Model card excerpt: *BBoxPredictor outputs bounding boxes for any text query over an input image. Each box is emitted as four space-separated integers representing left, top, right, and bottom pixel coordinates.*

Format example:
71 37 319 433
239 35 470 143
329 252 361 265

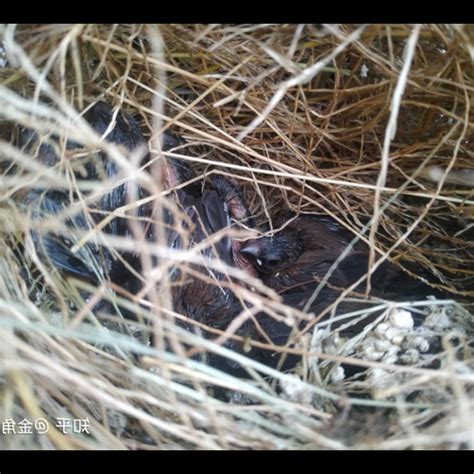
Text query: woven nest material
0 24 472 450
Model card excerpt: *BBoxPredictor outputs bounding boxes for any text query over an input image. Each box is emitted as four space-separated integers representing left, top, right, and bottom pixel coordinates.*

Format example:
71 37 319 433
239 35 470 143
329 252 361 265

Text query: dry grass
0 24 473 450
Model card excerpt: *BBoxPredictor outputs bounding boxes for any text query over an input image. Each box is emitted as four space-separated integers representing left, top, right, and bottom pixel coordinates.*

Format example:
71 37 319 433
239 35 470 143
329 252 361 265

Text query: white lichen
330 366 346 383
360 63 369 78
0 41 8 68
389 309 414 329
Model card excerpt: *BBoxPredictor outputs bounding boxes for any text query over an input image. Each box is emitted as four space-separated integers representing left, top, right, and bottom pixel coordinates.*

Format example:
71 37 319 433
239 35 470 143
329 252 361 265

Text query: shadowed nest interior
0 24 473 450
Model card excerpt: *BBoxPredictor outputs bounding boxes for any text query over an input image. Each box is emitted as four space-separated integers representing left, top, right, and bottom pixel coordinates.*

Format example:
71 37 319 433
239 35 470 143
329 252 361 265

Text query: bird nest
0 24 473 449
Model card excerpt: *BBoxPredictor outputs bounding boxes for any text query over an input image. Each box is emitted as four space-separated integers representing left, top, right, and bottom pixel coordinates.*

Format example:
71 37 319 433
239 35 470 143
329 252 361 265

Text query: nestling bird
239 212 368 292
18 101 160 291
234 210 453 380
157 153 301 376
240 211 446 329
164 170 260 372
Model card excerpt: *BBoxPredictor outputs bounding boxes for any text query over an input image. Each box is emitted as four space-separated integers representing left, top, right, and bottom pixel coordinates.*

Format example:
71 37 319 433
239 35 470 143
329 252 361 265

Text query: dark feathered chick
19 101 151 285
159 163 303 376
164 169 255 274
239 211 447 344
167 174 256 367
240 213 371 293
240 211 443 299
235 211 452 379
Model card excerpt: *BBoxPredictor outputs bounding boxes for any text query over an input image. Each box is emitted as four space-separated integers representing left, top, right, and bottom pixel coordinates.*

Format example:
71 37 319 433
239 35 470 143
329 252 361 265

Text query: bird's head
239 229 303 275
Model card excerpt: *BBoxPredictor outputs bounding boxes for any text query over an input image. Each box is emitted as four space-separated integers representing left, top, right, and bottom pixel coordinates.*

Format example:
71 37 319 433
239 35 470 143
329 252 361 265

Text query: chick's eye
265 258 280 267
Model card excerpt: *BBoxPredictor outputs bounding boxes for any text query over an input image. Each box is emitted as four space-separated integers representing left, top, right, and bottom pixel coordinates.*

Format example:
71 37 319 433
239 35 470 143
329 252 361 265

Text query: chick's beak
239 240 262 258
